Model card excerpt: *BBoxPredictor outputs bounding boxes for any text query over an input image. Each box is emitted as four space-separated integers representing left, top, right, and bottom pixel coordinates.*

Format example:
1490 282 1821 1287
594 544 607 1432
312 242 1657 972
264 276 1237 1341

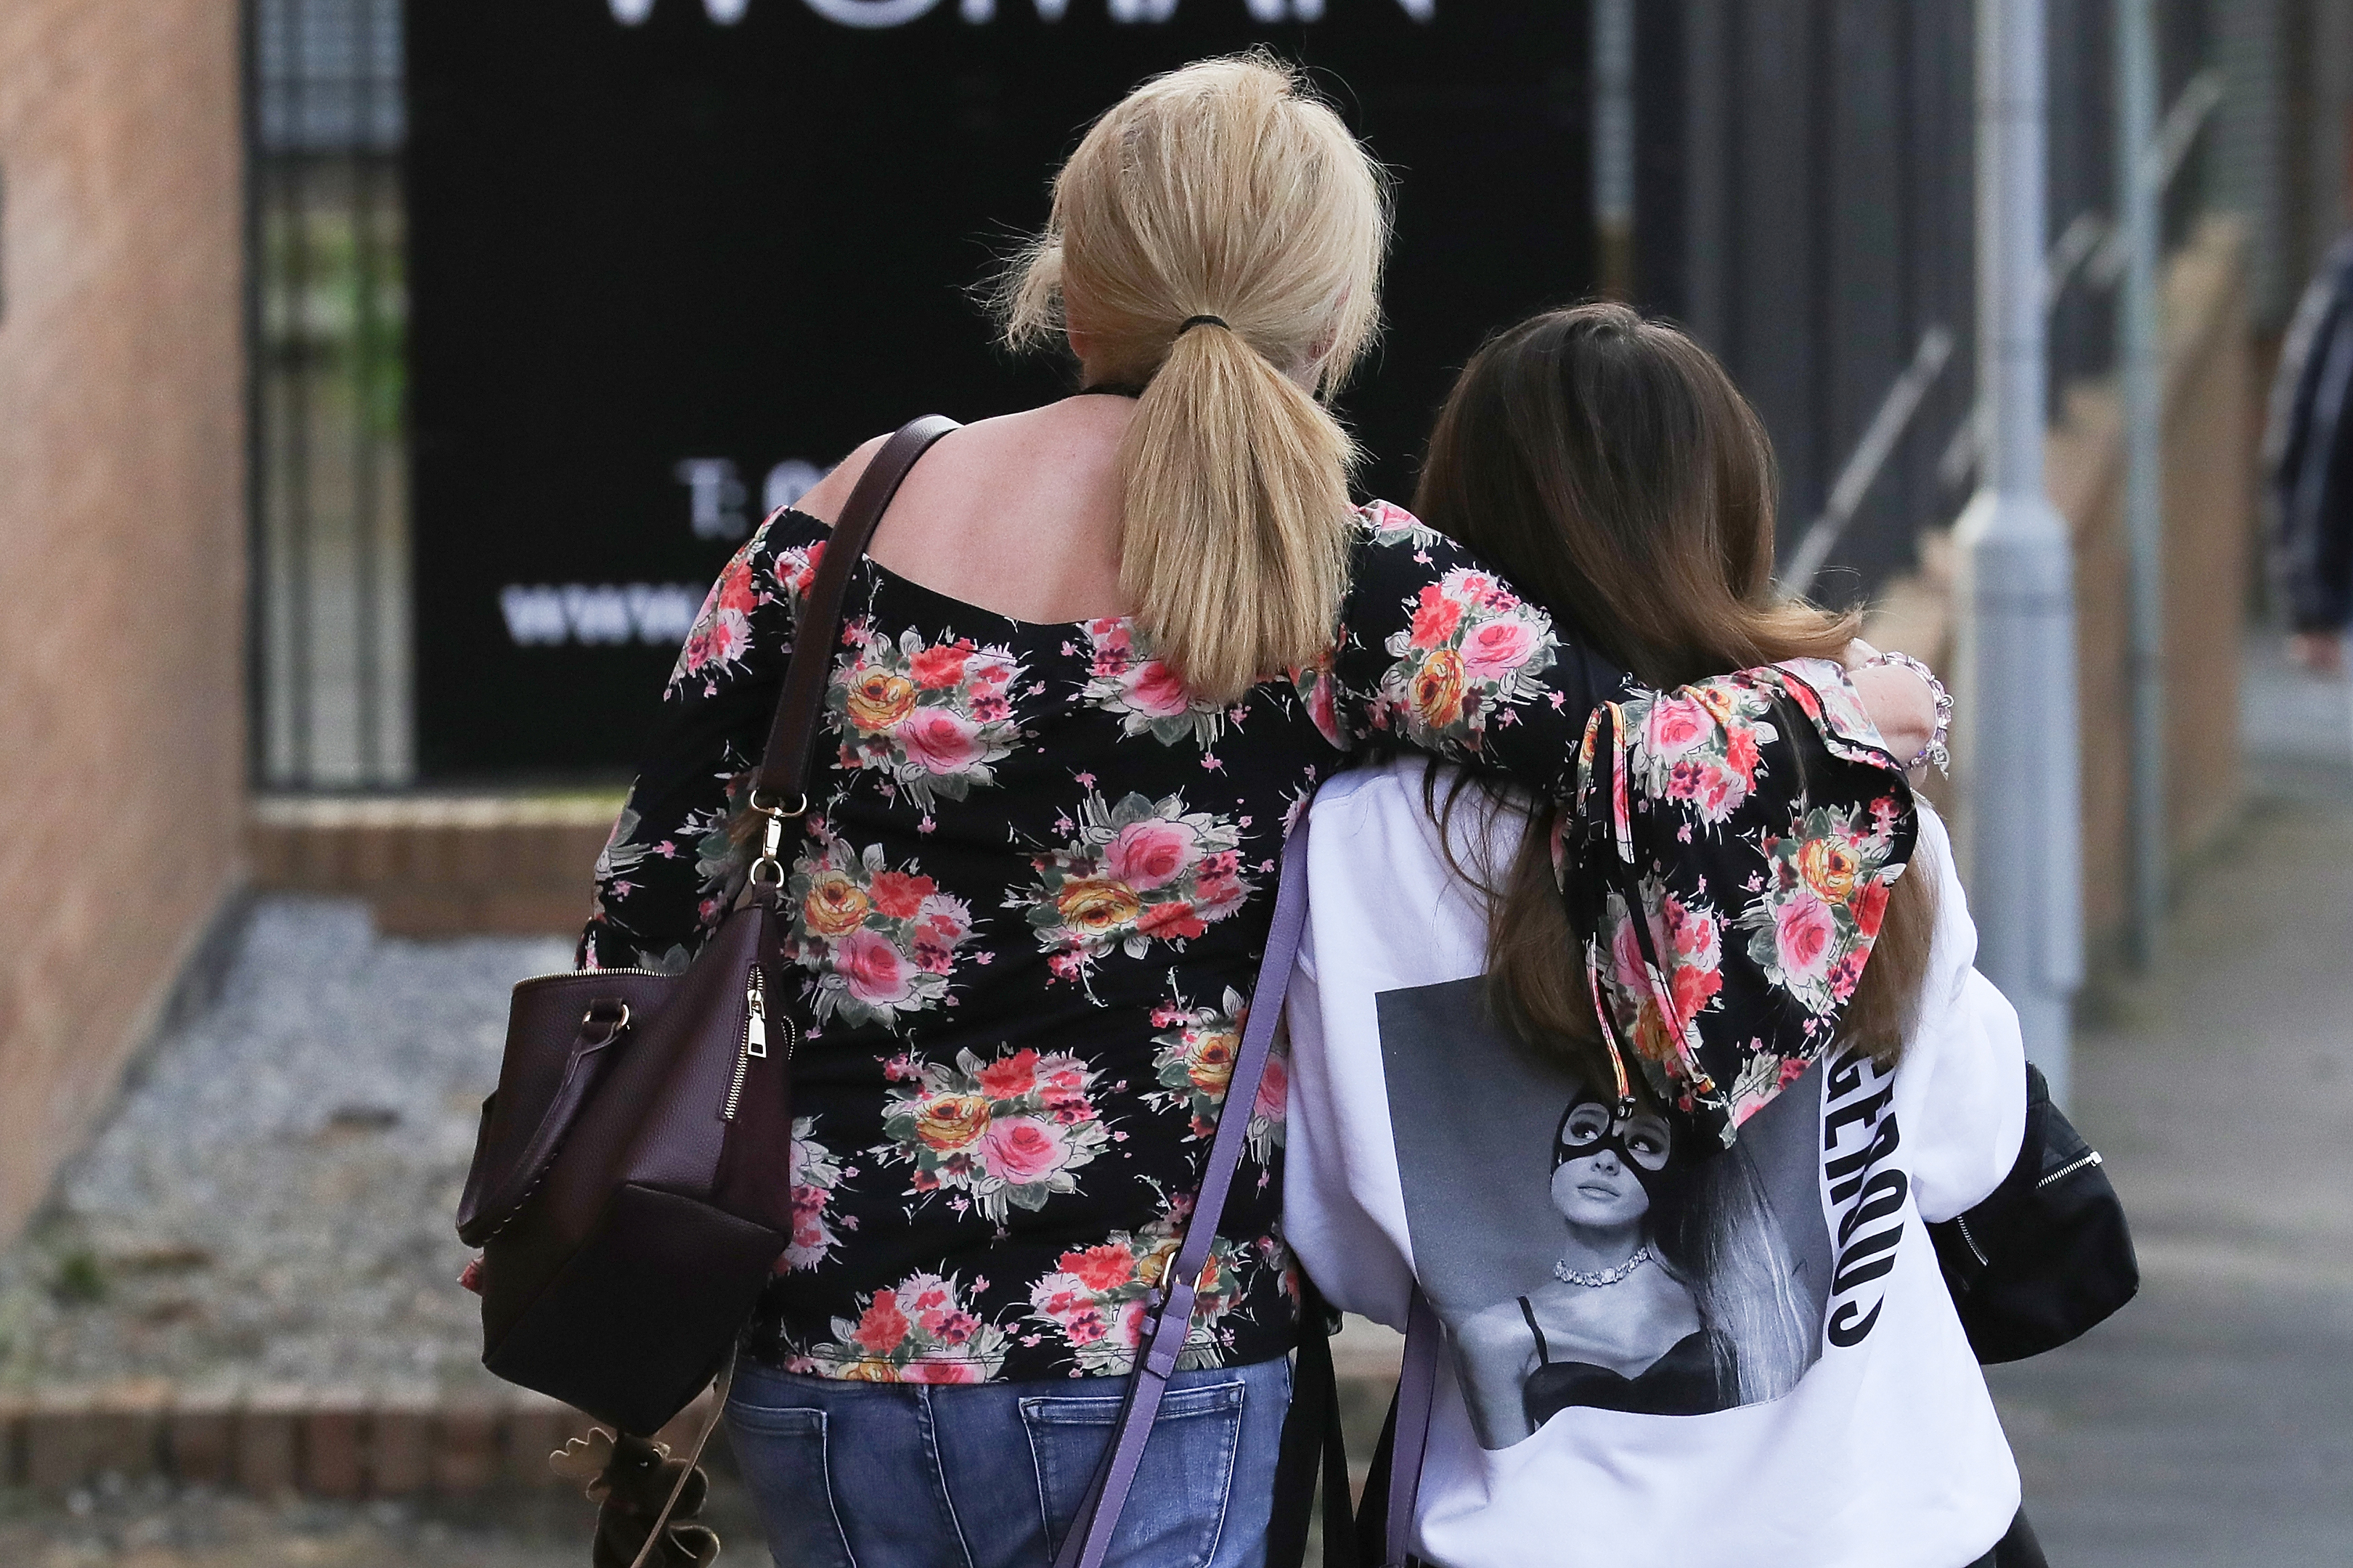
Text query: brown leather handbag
455 415 961 1438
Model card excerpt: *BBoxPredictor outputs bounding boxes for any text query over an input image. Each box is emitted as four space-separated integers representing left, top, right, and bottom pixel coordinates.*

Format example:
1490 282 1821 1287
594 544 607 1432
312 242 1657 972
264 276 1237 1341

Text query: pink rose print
899 709 986 775
902 1356 985 1385
1120 661 1195 717
1733 795 1912 1032
1022 1208 1259 1376
1061 1244 1138 1292
876 1045 1111 1222
1145 987 1286 1164
1040 1066 1092 1122
1461 615 1541 681
1726 720 1763 783
677 608 749 679
806 1272 1011 1381
1646 694 1714 759
837 928 915 1005
1773 889 1836 981
910 891 974 975
825 627 1025 807
1377 563 1561 753
667 535 780 690
1252 1050 1289 1124
780 1116 847 1273
1191 852 1246 918
977 1115 1068 1185
1307 674 1339 743
786 838 971 1029
778 540 824 600
1106 819 1201 890
1085 618 1133 674
1110 1297 1150 1349
1080 620 1230 746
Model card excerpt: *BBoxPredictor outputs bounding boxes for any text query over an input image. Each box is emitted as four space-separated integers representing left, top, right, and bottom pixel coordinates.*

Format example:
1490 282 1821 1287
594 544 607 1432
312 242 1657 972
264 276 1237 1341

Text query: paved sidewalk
1985 646 2353 1566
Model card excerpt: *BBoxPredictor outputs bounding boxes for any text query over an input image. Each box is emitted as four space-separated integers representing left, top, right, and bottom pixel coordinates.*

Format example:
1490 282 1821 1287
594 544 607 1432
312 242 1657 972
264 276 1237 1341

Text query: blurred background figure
2269 222 2353 687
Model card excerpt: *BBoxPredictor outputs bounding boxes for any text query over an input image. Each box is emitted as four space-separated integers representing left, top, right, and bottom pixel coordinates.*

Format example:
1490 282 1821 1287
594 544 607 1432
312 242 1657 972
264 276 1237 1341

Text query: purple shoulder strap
1052 820 1313 1568
1383 1289 1443 1565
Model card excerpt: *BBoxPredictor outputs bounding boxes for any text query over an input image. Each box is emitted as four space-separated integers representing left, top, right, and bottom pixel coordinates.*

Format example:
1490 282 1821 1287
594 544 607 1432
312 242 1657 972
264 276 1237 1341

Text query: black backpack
1929 1061 2140 1363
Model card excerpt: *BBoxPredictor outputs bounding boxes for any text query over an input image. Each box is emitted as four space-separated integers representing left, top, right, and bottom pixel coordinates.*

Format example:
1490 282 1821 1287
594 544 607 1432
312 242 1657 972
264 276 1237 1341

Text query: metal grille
1673 0 2213 599
248 0 411 788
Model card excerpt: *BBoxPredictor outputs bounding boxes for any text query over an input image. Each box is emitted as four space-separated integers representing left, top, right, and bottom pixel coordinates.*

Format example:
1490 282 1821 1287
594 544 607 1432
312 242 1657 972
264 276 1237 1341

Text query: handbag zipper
513 964 674 989
724 965 776 1122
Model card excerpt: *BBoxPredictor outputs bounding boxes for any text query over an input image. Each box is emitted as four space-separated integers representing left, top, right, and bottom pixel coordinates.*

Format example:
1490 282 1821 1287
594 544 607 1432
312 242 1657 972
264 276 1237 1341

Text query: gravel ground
0 1466 770 1568
0 897 572 1395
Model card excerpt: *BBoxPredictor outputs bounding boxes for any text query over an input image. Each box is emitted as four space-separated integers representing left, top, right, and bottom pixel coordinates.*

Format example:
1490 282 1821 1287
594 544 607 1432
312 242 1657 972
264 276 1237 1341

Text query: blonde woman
582 59 1936 1568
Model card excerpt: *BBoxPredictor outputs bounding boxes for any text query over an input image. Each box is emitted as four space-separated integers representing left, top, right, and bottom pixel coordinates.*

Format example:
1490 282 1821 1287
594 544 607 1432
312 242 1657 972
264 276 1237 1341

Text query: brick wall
2049 216 2254 952
0 2 246 1242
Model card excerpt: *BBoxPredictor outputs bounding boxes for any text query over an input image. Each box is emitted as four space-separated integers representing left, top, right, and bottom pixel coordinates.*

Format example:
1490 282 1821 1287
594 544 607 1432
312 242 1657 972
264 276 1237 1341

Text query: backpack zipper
2036 1148 2103 1191
1954 1212 1991 1268
724 965 770 1122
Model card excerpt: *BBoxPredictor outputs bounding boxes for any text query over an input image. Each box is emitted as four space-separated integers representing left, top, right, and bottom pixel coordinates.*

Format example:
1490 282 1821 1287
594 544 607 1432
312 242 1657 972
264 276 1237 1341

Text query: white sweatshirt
1284 759 2026 1568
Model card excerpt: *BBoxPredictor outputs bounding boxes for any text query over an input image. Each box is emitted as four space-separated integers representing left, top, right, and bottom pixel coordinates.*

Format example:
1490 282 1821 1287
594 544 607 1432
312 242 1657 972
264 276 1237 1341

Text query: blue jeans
723 1355 1292 1568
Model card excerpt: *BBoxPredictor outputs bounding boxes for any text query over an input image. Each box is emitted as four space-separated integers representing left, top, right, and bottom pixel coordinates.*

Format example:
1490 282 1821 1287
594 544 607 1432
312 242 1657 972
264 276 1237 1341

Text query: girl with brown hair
1284 304 2030 1568
584 65 1936 1568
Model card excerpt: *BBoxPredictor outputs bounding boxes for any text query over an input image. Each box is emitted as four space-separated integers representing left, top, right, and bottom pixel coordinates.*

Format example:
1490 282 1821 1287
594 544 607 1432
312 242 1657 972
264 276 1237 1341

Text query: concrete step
1 1350 1404 1500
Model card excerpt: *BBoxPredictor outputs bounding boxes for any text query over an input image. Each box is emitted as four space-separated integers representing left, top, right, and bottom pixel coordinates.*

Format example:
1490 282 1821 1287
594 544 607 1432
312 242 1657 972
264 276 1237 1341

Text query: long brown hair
993 54 1390 703
1412 303 1933 1071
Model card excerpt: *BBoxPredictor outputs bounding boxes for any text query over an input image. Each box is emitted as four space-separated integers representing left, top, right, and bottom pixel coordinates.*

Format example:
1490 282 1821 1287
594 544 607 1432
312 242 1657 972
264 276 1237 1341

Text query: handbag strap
454 999 632 1246
752 415 960 803
1052 817 1314 1568
622 1346 738 1568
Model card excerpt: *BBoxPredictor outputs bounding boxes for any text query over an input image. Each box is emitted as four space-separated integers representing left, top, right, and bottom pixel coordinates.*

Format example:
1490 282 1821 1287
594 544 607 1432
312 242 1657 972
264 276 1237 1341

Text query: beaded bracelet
1862 649 1953 774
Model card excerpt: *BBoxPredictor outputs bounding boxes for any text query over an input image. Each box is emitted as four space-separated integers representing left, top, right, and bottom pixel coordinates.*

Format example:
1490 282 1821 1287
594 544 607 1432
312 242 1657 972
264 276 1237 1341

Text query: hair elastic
1176 314 1230 336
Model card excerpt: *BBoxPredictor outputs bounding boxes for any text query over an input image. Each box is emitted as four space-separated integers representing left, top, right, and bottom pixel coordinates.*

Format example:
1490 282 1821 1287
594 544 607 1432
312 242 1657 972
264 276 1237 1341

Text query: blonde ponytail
994 53 1390 703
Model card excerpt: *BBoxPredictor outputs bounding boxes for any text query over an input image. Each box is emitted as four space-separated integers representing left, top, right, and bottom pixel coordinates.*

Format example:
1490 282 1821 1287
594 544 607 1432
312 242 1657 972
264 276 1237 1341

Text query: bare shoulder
791 434 892 527
790 409 1032 526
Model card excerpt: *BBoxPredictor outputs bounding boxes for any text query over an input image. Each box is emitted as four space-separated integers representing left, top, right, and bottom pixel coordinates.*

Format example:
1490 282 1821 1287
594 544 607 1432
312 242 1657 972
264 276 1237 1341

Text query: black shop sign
405 0 1603 780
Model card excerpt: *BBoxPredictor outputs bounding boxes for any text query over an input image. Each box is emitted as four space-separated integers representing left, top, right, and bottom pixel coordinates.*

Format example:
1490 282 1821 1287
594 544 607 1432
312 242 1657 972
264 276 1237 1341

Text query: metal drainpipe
2118 0 2164 969
1954 0 2084 1105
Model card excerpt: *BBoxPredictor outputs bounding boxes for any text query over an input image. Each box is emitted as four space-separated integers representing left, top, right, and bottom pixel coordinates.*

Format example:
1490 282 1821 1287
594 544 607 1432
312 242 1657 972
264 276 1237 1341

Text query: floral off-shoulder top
581 499 1912 1384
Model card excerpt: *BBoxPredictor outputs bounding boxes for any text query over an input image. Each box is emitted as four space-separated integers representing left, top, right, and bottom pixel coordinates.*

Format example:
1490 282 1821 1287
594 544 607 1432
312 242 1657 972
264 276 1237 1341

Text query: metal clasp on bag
581 1000 632 1048
745 788 810 891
